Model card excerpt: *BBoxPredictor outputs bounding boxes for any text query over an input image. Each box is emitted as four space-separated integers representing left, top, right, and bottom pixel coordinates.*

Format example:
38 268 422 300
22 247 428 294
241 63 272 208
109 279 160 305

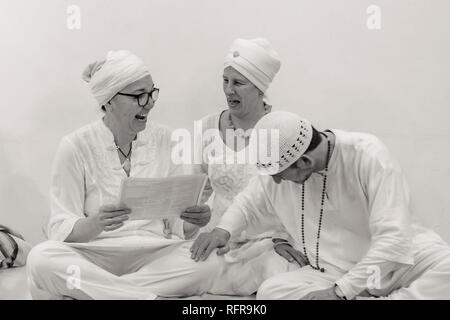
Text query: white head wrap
251 111 313 175
82 50 151 106
224 38 281 93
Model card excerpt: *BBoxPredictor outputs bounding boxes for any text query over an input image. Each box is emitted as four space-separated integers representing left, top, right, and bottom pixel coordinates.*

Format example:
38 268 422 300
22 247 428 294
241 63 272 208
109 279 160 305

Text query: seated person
27 50 220 300
191 111 450 300
192 38 298 295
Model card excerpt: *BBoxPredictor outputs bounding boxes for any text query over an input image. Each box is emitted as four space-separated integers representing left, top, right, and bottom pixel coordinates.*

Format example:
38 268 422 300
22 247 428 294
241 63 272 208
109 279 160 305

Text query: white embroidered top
194 111 286 241
48 119 185 243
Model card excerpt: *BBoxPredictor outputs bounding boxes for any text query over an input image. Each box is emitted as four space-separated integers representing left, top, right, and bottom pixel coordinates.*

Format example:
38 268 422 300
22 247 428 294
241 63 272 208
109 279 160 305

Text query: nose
224 83 235 95
143 99 154 111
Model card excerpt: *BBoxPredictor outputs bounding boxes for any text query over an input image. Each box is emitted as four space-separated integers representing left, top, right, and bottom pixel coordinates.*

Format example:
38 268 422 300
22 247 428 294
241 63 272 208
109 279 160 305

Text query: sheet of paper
118 174 208 220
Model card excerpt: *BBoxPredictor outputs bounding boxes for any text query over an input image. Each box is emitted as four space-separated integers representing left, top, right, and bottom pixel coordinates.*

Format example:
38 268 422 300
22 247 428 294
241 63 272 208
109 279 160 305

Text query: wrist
66 216 99 243
213 227 230 241
84 216 102 238
183 221 199 239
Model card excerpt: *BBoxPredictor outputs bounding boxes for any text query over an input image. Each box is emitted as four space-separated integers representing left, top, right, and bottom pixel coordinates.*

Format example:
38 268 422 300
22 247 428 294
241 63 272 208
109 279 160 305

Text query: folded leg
121 241 223 297
257 264 343 300
386 248 450 299
28 240 158 299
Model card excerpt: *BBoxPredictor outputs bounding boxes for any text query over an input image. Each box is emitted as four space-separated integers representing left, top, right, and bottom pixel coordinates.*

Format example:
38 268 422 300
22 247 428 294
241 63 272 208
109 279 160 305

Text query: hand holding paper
118 174 208 220
89 205 131 233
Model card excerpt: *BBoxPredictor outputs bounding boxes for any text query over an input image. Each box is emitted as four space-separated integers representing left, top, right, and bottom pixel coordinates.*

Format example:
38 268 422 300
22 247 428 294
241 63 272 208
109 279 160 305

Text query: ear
296 155 314 170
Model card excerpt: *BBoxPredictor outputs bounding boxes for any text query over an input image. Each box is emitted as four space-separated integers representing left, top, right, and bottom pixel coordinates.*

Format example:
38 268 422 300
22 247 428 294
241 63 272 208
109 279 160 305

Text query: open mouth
135 113 148 121
227 98 241 107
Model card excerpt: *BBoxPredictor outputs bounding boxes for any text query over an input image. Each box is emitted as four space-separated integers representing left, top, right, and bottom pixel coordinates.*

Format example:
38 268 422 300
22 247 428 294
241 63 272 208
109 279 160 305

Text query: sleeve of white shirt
47 137 85 241
335 138 414 299
216 176 279 240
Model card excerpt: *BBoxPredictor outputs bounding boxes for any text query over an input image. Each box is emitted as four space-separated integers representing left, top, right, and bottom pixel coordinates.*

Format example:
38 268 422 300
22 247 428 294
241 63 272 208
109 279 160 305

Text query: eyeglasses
116 87 159 107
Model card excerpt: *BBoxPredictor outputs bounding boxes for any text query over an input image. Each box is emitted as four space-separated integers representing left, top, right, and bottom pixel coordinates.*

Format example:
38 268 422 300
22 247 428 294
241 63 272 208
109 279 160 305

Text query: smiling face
223 66 264 117
106 75 155 135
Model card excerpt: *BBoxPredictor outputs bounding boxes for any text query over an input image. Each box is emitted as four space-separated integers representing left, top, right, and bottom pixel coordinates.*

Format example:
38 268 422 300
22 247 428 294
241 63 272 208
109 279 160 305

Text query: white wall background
0 0 449 244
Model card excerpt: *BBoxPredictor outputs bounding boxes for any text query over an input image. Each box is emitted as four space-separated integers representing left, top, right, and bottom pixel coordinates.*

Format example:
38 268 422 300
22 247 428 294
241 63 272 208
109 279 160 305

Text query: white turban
82 50 151 106
224 38 281 93
251 111 313 175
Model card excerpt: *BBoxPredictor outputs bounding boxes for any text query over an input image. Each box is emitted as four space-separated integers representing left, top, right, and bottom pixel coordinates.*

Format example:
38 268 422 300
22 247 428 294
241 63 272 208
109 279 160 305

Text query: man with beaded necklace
191 111 450 300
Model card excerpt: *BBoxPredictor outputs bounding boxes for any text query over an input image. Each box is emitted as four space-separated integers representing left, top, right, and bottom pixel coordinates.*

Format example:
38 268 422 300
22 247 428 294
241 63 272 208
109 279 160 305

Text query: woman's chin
227 102 241 110
132 118 147 131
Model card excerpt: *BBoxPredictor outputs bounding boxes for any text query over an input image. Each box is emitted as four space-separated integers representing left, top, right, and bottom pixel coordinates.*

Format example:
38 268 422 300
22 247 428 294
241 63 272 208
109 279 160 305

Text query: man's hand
300 287 340 300
181 205 211 227
274 241 309 267
190 228 230 261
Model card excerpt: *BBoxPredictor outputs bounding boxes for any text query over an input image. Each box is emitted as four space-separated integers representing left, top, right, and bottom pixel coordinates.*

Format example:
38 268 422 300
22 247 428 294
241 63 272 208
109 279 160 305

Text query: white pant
27 240 223 300
209 238 300 296
257 243 450 300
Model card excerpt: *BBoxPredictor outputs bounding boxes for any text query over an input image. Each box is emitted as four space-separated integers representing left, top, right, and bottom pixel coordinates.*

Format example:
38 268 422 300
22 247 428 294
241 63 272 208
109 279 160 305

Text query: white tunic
28 119 223 299
48 118 187 246
217 129 448 298
194 112 287 240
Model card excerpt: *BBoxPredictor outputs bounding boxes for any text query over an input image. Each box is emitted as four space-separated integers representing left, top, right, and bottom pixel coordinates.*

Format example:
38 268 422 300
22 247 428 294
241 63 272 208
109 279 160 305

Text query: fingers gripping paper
118 174 208 220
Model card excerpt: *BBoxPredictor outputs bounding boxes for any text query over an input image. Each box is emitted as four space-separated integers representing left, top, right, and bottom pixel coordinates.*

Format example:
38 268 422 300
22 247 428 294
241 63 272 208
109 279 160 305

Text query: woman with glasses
27 50 219 299
191 39 298 296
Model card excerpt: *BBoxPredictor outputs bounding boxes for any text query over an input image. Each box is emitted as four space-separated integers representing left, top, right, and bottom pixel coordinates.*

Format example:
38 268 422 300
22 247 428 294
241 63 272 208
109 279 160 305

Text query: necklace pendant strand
300 136 331 273
122 158 131 172
115 143 132 172
228 112 252 139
